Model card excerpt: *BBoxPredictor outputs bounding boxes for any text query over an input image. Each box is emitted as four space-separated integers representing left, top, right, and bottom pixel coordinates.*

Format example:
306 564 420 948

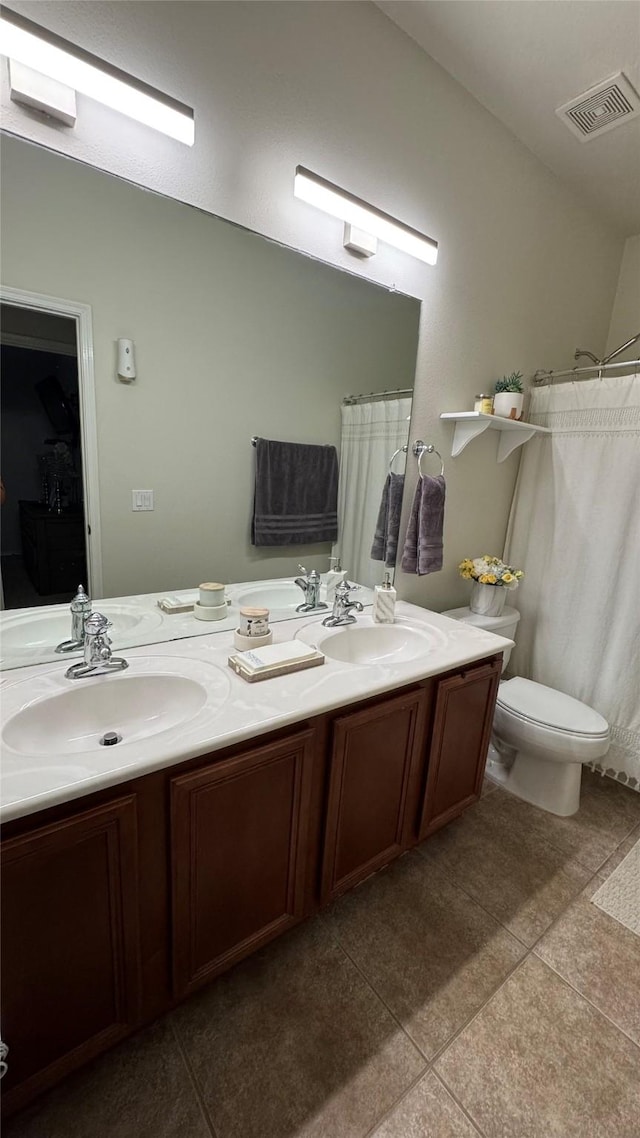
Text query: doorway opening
0 289 101 608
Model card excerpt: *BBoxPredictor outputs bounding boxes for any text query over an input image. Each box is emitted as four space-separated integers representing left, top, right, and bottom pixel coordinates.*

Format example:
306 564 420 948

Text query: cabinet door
419 659 501 839
1 796 141 1113
321 689 426 904
171 729 315 998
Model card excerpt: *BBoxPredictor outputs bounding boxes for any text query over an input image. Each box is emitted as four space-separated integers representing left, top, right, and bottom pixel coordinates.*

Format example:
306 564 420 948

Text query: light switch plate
132 490 154 511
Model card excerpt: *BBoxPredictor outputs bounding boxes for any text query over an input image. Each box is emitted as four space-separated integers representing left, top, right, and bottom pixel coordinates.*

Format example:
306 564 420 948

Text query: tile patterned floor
6 770 640 1138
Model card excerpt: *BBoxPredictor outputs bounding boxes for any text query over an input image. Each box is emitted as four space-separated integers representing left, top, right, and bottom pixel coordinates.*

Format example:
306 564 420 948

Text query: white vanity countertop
0 601 512 823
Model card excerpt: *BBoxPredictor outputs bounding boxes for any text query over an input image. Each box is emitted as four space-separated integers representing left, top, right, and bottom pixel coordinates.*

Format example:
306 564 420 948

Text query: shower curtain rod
534 332 640 385
343 388 413 404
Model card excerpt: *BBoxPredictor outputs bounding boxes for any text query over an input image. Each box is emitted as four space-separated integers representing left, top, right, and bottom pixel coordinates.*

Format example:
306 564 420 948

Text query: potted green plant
494 371 524 420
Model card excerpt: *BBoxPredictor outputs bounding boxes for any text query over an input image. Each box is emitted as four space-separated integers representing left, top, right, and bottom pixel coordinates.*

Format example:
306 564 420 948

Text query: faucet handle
84 611 111 636
297 563 308 577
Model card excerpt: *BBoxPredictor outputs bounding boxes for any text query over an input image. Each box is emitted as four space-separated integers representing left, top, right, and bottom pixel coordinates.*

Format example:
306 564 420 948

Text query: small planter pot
493 392 524 420
470 581 507 616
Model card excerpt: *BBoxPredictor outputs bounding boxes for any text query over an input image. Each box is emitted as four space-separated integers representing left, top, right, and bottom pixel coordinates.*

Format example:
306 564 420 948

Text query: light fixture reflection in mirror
0 134 420 669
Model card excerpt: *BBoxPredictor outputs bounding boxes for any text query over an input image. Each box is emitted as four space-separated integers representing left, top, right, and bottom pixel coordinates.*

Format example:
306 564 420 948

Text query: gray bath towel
400 474 446 575
252 437 339 546
371 472 405 568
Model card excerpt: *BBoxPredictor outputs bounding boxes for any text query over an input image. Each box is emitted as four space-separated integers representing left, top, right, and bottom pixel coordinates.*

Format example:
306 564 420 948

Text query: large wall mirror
0 133 420 669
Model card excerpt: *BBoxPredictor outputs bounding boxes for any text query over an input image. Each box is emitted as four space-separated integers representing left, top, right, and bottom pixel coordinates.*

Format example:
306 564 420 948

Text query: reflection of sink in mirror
2 656 231 757
0 603 164 655
297 615 447 665
231 581 306 610
231 578 375 613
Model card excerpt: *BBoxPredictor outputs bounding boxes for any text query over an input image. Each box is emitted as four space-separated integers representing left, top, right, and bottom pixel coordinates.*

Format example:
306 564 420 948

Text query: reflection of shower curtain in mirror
335 397 412 589
504 374 640 789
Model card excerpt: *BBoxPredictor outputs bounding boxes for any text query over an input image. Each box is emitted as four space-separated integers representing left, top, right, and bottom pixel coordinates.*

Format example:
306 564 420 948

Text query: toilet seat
496 677 609 739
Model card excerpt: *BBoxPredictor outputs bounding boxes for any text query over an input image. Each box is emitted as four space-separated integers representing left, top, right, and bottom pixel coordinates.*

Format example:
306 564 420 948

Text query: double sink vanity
0 582 512 1115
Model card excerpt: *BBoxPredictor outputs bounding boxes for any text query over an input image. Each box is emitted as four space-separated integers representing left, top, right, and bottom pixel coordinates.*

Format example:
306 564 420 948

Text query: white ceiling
375 0 640 236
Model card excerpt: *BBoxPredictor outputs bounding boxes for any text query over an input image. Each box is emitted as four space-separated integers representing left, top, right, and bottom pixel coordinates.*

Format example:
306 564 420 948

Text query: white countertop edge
0 601 512 823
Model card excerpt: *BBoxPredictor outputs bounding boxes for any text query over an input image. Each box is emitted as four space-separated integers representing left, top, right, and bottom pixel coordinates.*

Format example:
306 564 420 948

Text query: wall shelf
440 412 550 463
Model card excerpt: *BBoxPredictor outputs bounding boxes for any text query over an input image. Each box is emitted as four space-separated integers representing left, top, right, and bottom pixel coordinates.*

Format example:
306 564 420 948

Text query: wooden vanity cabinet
0 795 142 1113
0 653 501 1116
321 688 427 903
418 658 501 839
171 729 316 998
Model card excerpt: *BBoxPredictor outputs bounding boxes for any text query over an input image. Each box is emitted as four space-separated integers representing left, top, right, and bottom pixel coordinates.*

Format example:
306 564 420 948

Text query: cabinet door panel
171 730 315 998
1 796 141 1112
419 660 500 839
322 689 425 903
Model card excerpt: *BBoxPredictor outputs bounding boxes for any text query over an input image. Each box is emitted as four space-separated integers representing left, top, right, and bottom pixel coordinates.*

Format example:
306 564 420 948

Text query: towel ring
388 444 408 474
412 440 444 477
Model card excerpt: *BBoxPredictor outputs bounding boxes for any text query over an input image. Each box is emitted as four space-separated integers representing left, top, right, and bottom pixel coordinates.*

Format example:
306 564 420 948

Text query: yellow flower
479 574 497 584
515 570 524 579
460 570 472 579
502 571 515 584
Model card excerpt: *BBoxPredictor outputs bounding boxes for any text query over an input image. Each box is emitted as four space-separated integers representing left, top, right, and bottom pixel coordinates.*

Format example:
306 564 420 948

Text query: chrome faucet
65 612 129 679
322 580 364 627
56 584 92 653
294 564 328 613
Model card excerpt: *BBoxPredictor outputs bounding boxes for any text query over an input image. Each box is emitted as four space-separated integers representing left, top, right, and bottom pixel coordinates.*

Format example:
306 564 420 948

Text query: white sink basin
232 581 305 610
297 616 447 665
2 656 231 756
0 602 163 654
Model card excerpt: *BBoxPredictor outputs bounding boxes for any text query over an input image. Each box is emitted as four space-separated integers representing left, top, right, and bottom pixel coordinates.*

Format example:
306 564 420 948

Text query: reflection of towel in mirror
401 474 445 575
252 438 339 546
371 473 405 567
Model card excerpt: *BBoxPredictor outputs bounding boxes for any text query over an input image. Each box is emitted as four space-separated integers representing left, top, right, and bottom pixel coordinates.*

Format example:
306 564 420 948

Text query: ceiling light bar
294 166 438 266
0 7 194 145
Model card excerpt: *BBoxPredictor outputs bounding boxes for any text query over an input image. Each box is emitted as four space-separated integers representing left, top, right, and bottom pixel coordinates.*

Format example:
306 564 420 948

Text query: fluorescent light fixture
294 166 438 266
0 7 194 145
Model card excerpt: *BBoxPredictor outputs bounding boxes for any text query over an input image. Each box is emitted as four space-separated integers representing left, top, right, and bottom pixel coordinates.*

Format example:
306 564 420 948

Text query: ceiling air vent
556 72 640 141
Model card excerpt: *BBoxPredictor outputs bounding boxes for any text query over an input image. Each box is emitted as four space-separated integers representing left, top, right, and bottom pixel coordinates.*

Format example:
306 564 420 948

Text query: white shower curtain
504 373 640 789
335 398 412 588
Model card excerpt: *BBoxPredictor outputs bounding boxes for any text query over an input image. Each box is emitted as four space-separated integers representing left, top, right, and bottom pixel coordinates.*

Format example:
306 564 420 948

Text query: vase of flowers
493 372 524 420
459 555 524 616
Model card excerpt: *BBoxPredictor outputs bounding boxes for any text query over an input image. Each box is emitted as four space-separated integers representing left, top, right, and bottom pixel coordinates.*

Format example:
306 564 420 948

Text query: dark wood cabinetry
0 654 500 1115
321 689 427 903
0 796 141 1113
19 500 87 595
419 659 501 839
171 730 316 997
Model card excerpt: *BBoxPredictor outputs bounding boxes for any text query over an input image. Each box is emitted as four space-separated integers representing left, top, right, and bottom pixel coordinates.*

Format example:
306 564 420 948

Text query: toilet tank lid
497 677 609 736
443 605 520 632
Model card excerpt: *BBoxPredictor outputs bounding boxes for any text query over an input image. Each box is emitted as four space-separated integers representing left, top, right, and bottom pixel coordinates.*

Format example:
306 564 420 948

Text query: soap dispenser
325 556 346 605
373 572 396 624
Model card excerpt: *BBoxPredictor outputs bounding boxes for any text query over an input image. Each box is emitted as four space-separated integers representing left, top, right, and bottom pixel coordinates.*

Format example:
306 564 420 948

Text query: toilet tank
442 605 521 674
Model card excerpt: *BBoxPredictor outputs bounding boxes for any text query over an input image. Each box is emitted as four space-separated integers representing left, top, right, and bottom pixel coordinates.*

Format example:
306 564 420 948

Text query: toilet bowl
443 605 610 817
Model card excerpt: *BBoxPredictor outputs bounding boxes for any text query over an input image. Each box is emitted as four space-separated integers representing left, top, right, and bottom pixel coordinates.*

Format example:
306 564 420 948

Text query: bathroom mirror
0 133 420 669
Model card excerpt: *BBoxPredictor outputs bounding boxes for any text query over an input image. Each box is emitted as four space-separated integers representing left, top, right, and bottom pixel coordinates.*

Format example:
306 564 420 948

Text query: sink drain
99 731 122 746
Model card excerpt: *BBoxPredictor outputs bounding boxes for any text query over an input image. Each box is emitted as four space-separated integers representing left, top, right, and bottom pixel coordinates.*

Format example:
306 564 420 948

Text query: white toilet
444 605 610 817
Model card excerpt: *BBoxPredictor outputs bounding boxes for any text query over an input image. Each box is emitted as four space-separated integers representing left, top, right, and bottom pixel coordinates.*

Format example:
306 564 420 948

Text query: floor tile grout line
414 821 622 954
324 885 533 1081
530 950 640 1053
317 911 433 1065
431 1068 488 1137
169 1020 221 1138
429 950 531 1070
361 1065 434 1138
413 844 550 951
460 783 640 875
